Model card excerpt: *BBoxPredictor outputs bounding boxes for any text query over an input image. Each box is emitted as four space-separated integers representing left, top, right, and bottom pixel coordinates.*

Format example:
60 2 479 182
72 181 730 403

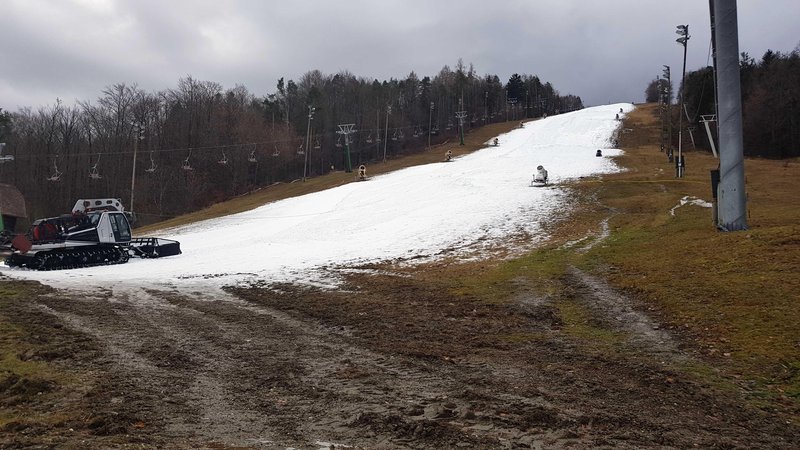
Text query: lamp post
303 106 314 181
662 65 672 159
428 102 434 151
676 24 690 177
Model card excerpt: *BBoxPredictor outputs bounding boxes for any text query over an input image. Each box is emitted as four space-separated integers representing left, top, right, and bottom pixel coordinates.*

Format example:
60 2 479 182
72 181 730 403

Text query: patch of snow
2 104 634 290
670 195 713 216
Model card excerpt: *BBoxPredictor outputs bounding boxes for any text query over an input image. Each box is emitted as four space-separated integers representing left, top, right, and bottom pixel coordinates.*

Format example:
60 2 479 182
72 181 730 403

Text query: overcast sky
2 0 798 112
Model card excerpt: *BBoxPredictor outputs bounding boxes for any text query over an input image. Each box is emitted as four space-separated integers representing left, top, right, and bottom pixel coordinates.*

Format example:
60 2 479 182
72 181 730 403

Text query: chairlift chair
181 150 194 170
314 139 321 149
248 149 257 163
297 142 305 155
398 129 405 140
335 136 343 148
218 151 228 165
144 151 157 173
391 131 398 141
89 164 102 179
88 154 102 179
0 143 12 163
366 134 373 144
47 157 62 182
272 145 280 157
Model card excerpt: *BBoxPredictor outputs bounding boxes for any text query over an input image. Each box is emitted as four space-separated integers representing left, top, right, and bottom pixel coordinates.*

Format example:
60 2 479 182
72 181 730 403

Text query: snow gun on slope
1 198 181 270
530 165 549 187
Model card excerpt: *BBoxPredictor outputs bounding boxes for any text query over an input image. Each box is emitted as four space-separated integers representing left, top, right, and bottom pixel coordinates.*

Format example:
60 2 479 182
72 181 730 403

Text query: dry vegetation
574 104 800 411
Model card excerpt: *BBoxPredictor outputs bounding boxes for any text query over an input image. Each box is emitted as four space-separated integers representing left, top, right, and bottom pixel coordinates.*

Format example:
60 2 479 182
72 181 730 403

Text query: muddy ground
2 260 798 449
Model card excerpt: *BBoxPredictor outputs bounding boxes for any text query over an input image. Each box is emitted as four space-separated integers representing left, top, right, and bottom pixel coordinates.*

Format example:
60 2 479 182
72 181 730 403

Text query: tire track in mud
31 271 800 449
562 266 686 362
36 285 570 448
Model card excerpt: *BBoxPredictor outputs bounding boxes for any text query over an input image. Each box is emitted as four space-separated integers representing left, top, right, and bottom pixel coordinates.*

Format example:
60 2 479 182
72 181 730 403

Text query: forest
645 46 800 159
0 61 582 226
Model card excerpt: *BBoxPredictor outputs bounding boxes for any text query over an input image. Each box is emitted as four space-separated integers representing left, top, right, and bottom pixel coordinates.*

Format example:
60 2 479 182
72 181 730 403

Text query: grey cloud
2 0 798 112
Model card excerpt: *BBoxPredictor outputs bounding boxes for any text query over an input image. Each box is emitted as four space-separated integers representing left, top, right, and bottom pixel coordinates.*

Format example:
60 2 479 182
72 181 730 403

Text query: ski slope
1 103 634 290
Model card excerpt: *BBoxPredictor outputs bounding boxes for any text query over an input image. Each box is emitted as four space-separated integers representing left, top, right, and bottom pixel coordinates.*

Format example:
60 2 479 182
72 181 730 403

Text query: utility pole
676 24 690 177
525 90 529 119
130 123 144 214
337 124 356 172
382 105 391 163
504 89 508 121
428 102 434 151
375 108 380 159
712 0 747 231
303 106 314 181
484 91 488 122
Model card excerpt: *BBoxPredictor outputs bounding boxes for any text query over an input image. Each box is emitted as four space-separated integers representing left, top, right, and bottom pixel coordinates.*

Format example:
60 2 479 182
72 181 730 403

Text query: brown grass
570 104 800 408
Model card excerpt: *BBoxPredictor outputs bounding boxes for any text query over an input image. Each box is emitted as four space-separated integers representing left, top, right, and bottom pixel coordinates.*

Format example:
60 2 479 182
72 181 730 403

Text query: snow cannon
531 165 549 187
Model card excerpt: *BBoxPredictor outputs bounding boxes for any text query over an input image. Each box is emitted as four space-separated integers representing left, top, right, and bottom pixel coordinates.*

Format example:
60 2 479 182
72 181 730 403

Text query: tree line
645 46 800 159
0 61 582 226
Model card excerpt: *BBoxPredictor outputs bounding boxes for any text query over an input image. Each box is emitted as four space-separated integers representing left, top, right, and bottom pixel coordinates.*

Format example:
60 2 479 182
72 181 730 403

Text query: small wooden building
0 184 27 232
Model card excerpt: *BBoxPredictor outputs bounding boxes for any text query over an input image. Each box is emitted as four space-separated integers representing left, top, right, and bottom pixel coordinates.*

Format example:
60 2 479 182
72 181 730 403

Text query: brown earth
2 112 799 449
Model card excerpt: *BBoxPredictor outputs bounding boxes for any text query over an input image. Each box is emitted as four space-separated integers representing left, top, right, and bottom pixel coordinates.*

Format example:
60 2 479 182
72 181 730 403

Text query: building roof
0 183 27 218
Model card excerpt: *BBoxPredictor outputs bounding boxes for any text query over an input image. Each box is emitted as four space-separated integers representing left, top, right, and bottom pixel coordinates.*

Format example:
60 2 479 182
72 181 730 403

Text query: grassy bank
583 104 800 411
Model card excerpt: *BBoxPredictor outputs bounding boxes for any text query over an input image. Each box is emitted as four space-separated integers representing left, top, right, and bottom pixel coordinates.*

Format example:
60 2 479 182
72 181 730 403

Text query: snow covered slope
2 103 634 289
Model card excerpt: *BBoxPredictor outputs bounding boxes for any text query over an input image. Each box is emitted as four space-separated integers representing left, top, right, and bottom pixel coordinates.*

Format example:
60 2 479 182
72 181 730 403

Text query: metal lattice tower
337 124 357 173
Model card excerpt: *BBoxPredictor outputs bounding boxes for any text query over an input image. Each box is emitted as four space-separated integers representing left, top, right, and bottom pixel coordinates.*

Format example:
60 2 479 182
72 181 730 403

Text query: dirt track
3 263 799 449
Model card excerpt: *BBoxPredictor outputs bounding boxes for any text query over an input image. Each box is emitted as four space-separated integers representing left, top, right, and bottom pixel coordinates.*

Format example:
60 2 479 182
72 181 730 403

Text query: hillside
1 105 798 448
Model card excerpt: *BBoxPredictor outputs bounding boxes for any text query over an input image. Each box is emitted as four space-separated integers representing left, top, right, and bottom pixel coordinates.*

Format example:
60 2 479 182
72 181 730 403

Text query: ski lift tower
711 0 747 231
455 97 467 146
337 123 356 173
